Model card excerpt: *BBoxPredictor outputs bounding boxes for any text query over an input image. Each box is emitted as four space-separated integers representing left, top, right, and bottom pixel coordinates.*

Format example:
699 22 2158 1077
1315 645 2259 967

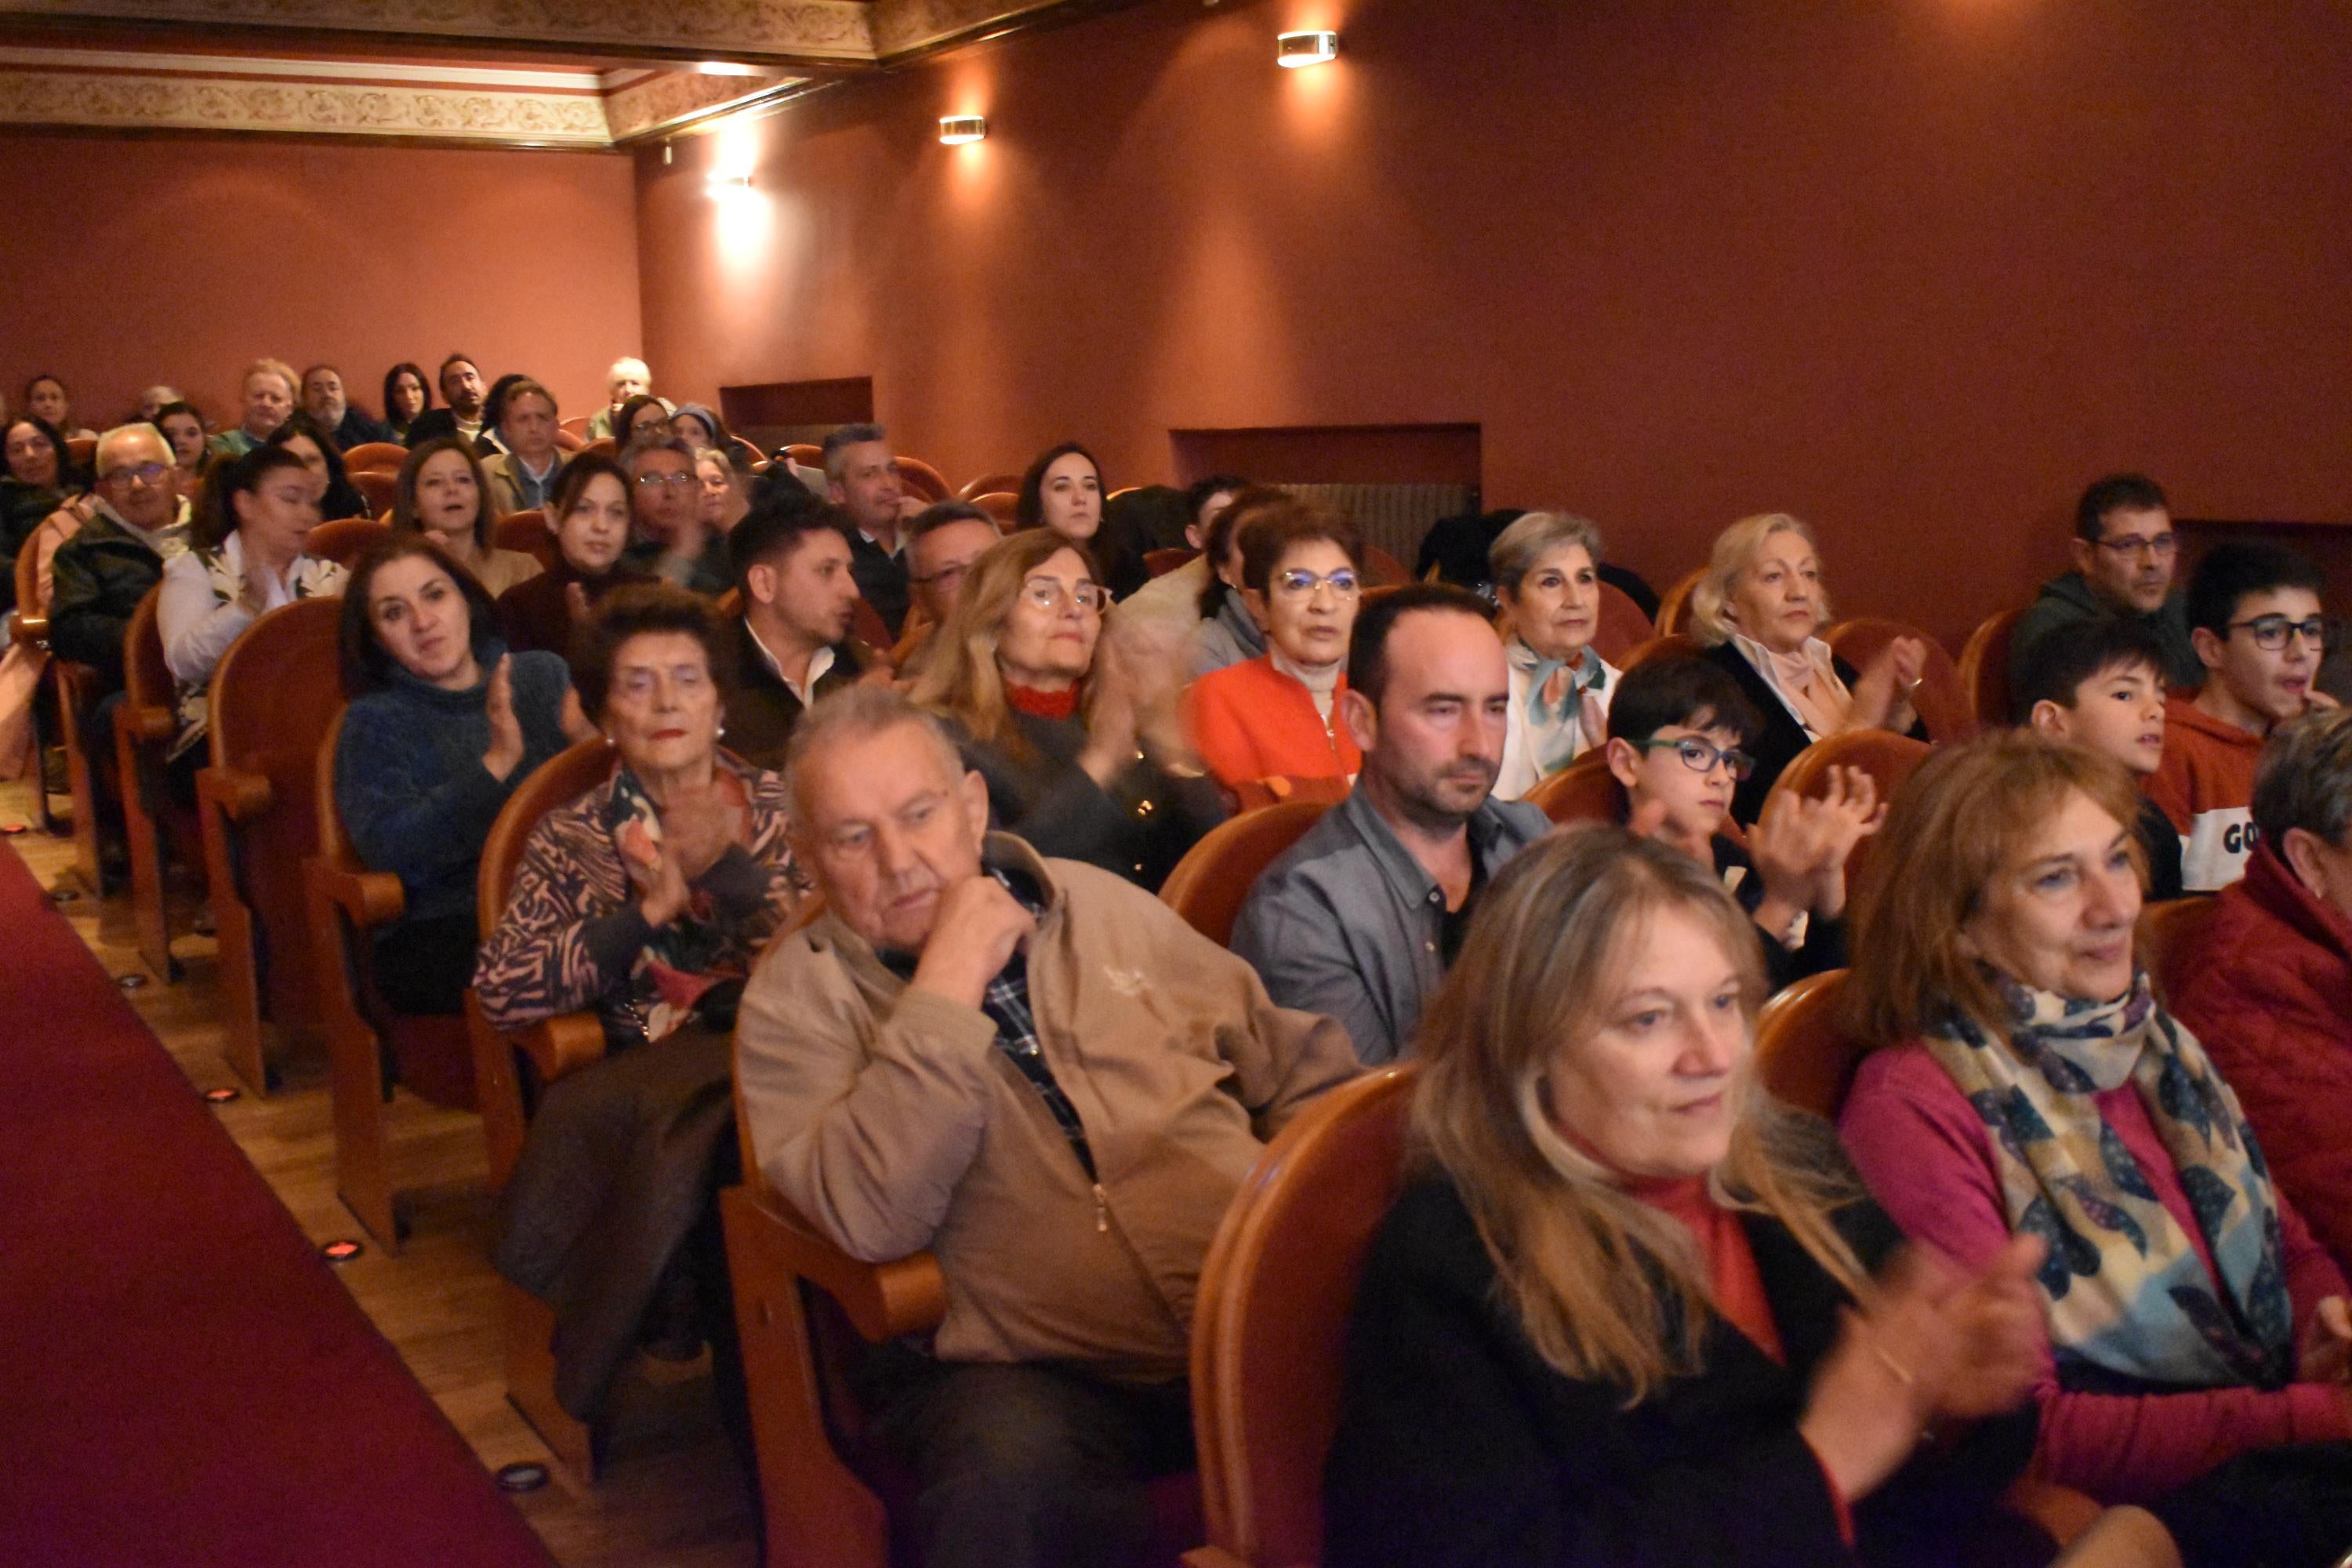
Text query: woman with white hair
1490 510 1620 800
1690 513 1926 822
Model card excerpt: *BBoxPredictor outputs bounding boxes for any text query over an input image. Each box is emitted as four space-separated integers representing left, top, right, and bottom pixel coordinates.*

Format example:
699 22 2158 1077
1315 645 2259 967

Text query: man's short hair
821 422 889 484
620 434 697 479
2185 542 2326 637
1185 474 1248 518
1605 655 1763 749
299 363 342 387
1345 583 1493 708
2074 473 2169 543
502 378 558 419
729 493 855 593
782 684 964 827
608 356 649 388
2254 706 2352 850
95 422 171 474
907 499 993 543
2011 615 2168 721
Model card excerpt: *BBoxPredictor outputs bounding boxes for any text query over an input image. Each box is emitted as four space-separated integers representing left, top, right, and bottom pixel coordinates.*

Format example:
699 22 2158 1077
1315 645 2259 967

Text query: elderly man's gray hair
783 684 967 826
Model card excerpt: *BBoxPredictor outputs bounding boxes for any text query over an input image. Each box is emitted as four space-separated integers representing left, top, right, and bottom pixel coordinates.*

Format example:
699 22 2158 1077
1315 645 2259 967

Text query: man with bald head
735 685 1354 1568
1232 583 1550 1065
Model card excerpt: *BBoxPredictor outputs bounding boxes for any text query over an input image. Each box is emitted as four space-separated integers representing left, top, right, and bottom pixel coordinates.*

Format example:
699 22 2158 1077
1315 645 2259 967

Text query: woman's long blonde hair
909 528 1100 752
1687 512 1830 648
1414 825 1867 1401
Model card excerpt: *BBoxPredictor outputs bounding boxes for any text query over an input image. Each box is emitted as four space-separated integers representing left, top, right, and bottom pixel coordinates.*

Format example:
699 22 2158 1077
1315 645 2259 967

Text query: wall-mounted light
695 60 763 78
1276 30 1339 67
706 171 753 193
938 114 988 145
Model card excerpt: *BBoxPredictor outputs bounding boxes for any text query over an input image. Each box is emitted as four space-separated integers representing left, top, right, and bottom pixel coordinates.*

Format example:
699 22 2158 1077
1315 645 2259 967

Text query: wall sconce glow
938 114 988 145
1276 30 1340 67
706 172 753 194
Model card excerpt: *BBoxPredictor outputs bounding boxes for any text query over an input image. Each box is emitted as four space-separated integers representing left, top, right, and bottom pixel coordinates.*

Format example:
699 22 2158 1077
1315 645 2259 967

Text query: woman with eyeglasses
1690 513 1928 824
911 528 1225 887
1182 502 1367 807
612 394 672 450
1602 655 1882 992
1490 510 1621 800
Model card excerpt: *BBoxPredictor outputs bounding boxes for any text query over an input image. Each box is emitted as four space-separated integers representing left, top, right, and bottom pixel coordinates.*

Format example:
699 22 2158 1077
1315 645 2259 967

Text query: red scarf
1007 682 1081 721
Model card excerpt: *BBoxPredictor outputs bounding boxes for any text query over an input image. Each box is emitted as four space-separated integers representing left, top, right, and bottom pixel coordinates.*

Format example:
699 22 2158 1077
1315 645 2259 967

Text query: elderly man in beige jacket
736 684 1356 1568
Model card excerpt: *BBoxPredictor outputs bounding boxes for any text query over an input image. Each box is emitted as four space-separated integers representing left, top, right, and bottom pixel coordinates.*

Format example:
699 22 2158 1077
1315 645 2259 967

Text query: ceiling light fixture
938 114 987 145
1276 30 1339 67
695 60 763 78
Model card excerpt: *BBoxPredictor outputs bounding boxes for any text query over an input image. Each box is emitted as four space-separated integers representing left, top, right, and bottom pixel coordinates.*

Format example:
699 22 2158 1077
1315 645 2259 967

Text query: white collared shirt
745 619 835 706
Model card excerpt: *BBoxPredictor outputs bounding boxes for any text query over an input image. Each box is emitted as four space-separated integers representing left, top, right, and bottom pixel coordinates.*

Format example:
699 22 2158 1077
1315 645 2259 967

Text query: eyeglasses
1021 576 1109 614
2227 614 2334 652
1633 736 1756 780
911 560 979 588
1272 568 1362 599
100 462 171 487
2092 532 2178 561
633 472 699 492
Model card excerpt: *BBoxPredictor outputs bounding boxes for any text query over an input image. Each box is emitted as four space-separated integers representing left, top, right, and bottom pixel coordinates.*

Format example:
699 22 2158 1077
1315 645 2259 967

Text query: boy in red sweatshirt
2149 542 2334 889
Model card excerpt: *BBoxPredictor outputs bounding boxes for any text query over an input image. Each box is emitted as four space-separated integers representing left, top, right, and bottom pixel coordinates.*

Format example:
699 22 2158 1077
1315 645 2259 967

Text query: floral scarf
169 541 345 760
604 764 756 1044
1505 637 1609 778
1925 970 2293 1390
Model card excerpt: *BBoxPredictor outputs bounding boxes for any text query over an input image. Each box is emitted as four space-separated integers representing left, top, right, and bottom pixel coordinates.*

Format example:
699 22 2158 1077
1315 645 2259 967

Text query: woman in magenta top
1838 731 2352 1563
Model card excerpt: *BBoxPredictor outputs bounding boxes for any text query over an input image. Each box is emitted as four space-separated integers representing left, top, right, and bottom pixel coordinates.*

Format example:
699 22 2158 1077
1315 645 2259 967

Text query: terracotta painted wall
0 134 640 435
637 0 2352 644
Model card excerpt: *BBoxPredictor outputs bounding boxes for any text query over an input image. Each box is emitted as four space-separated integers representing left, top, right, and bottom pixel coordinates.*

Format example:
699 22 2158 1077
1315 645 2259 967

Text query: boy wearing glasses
2014 615 2183 898
1603 656 1882 989
2152 542 2335 890
2011 474 2204 692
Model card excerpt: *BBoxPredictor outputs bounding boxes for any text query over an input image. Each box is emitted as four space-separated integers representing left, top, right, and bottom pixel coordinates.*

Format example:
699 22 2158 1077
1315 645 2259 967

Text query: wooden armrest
517 1011 607 1085
13 614 47 652
2049 1506 2180 1568
195 765 273 822
740 1183 946 1342
115 702 176 746
2003 1479 2107 1546
307 859 406 930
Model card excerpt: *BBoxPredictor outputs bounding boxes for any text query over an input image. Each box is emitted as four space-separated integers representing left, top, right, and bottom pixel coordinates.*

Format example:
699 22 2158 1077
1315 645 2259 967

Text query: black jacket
847 528 910 639
1323 1171 2040 1568
953 708 1228 888
331 408 397 451
1700 641 1928 826
0 481 62 615
401 408 490 454
722 619 866 771
1715 833 1849 992
48 511 170 691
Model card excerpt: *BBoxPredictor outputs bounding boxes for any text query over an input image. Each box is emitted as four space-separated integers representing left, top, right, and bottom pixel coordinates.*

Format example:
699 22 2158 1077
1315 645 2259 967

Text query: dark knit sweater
333 640 572 930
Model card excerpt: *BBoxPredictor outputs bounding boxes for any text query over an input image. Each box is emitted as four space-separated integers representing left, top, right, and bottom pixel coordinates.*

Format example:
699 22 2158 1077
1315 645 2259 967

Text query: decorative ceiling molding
603 67 798 142
868 0 1071 59
0 62 612 141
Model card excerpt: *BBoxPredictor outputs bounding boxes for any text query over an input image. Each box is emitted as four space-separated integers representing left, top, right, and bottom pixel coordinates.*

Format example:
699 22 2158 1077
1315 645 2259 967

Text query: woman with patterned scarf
1841 732 2352 1567
1490 510 1620 800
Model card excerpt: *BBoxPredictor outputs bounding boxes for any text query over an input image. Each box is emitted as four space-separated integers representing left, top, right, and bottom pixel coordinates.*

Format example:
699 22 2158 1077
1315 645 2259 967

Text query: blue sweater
334 641 572 930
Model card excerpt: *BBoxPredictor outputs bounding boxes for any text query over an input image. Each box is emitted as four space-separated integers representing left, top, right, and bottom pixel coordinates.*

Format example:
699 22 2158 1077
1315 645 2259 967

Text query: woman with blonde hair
911 528 1223 885
1690 513 1926 822
1325 824 2048 1566
1840 732 2352 1564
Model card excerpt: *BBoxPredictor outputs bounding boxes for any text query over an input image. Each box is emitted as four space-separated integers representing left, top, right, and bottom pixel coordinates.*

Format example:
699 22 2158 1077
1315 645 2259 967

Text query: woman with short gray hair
1488 510 1618 800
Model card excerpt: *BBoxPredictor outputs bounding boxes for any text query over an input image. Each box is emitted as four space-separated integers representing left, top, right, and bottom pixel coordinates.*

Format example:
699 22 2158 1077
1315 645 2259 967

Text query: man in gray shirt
1232 584 1550 1063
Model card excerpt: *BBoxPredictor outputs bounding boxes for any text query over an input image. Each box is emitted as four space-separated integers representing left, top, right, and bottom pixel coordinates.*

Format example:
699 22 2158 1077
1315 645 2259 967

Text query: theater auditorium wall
635 0 2352 644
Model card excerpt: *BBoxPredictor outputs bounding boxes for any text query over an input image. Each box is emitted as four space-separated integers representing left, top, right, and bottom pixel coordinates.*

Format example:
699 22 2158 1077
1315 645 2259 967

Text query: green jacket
2009 570 2204 701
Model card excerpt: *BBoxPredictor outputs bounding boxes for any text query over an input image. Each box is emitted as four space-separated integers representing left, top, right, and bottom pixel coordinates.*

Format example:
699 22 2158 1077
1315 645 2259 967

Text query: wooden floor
2 779 757 1567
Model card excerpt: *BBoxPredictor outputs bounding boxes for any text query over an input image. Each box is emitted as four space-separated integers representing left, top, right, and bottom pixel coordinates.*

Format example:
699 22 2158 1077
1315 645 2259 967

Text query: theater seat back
1158 800 1330 946
307 516 389 570
1523 750 1623 826
1192 1065 1417 1568
1825 616 1973 742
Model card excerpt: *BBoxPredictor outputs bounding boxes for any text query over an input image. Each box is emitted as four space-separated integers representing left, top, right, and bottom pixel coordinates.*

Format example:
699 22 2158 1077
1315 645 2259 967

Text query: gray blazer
1231 788 1549 1065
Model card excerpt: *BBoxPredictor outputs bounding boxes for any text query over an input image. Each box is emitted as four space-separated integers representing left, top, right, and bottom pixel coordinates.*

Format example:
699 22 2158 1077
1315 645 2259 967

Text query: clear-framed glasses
912 559 978 589
100 461 171 488
633 472 699 492
1273 567 1362 599
1633 735 1757 781
1021 576 1108 614
2227 614 2334 652
2092 532 2178 561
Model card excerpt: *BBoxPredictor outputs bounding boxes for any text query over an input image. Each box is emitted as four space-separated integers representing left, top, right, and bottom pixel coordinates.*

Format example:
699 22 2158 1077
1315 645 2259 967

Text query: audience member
49 423 191 694
481 379 566 514
2012 474 2202 694
1490 510 1619 800
898 499 999 673
333 537 578 1015
2016 615 2183 899
134 384 180 423
264 411 368 521
23 374 95 442
585 357 652 441
494 455 652 659
1838 734 2352 1560
158 446 345 793
1182 503 1366 803
824 422 910 637
301 363 394 451
382 362 432 445
735 684 1356 1568
1188 485 1289 677
612 394 672 450
1690 512 1926 822
1603 655 1875 990
720 496 869 768
693 447 751 537
1 416 75 615
2150 542 2332 891
911 530 1224 887
2171 706 2352 1280
154 400 209 493
670 403 727 454
1232 585 1546 1063
1324 825 2044 1568
622 437 726 595
1016 441 1145 601
402 354 488 448
208 358 297 459
1107 473 1246 634
393 437 544 598
474 373 524 458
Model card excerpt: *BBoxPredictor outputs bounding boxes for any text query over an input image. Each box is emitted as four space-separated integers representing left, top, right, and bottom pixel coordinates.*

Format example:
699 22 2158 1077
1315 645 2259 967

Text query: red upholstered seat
1159 800 1331 947
1762 728 1931 891
1592 580 1655 663
1961 604 2027 728
1825 615 1973 742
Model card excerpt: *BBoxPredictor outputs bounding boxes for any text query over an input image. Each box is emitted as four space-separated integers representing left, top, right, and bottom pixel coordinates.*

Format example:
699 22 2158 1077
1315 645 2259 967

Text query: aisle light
939 114 988 144
1276 30 1339 67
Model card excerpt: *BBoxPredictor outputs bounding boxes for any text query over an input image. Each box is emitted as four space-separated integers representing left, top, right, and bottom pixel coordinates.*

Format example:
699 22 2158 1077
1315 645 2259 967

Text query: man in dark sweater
825 422 911 638
723 493 870 768
2010 472 2201 693
300 364 394 452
